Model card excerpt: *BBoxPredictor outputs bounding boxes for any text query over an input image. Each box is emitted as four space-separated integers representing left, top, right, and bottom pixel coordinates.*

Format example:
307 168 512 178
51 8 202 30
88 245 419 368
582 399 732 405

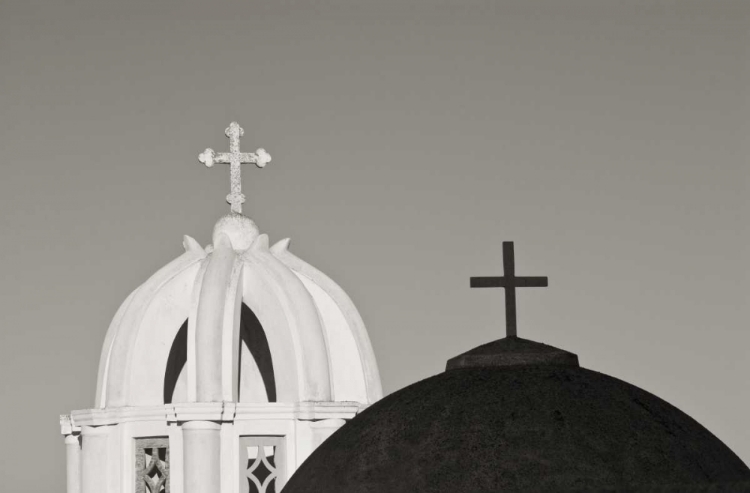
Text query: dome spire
470 241 548 338
198 122 271 214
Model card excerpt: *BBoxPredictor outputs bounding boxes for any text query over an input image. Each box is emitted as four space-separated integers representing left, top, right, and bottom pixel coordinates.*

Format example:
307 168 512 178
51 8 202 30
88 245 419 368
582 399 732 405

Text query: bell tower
60 123 383 493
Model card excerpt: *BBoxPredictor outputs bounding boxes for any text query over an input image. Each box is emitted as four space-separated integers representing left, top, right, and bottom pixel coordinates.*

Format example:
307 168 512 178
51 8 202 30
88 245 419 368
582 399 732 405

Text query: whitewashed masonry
60 123 382 493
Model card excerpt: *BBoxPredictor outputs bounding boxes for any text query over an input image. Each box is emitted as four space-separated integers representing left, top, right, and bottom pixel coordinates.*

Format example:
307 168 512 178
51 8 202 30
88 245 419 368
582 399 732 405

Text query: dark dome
285 338 750 492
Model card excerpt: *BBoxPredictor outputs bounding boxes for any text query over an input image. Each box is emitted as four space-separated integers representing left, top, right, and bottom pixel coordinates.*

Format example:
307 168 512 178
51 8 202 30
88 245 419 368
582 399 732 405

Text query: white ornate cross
199 122 271 214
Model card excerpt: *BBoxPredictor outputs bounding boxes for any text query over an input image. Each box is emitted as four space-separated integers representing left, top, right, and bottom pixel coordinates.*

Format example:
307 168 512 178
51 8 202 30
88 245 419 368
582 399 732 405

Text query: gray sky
1 1 748 490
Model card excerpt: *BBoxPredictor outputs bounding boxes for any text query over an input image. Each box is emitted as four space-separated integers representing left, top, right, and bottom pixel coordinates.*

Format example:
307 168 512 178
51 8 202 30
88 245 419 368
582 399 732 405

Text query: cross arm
211 152 235 164
198 151 251 166
199 151 271 167
237 152 271 167
470 276 549 288
198 149 233 167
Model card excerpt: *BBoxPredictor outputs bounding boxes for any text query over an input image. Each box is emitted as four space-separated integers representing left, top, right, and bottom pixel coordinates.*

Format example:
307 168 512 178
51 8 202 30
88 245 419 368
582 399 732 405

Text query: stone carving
135 438 170 493
199 122 271 214
240 436 285 493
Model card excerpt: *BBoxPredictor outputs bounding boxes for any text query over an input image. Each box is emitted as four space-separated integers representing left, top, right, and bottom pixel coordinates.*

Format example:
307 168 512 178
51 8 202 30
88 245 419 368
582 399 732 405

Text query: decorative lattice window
239 436 286 493
135 437 170 493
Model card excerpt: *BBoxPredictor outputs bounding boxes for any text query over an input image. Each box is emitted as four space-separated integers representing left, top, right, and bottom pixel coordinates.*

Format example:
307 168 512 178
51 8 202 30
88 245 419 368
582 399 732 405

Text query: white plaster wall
298 275 368 403
97 232 381 410
241 262 301 402
270 241 383 404
67 402 360 493
81 426 110 493
79 228 381 492
171 364 189 403
128 264 201 406
99 244 206 408
242 238 332 402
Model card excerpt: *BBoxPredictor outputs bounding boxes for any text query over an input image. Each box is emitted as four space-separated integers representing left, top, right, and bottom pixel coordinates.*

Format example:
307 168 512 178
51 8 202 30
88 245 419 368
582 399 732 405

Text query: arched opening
163 320 188 404
239 303 276 402
162 304 276 404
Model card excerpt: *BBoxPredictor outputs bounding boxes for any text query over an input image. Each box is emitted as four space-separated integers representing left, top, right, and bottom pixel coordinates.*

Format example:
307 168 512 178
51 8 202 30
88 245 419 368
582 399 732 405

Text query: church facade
60 123 382 493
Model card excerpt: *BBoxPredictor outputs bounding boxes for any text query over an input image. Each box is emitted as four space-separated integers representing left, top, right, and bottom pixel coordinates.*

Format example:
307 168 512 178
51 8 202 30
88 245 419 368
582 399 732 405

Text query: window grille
239 436 286 493
135 437 170 493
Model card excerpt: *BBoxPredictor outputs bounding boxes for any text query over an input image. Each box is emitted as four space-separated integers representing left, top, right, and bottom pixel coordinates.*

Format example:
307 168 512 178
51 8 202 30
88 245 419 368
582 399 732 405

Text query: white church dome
96 212 382 408
61 122 384 493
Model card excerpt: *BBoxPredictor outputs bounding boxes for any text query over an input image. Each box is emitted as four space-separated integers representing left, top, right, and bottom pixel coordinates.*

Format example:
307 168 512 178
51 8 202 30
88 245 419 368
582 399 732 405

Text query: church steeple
60 123 381 493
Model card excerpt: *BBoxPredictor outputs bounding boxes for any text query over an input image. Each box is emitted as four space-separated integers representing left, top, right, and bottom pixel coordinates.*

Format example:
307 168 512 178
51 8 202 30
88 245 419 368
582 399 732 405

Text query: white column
64 434 82 493
182 421 221 493
81 426 110 493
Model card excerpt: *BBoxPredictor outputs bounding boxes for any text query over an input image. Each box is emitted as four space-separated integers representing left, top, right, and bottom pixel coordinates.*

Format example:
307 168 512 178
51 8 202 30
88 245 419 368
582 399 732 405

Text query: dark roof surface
285 362 750 493
446 336 579 369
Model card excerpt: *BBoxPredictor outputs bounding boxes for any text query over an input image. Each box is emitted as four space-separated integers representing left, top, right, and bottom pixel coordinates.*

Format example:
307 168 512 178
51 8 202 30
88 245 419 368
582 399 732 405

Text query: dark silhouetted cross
470 241 548 338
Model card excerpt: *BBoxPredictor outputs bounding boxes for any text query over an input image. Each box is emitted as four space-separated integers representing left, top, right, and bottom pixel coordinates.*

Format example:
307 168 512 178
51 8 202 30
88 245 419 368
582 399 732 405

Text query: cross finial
199 122 271 214
470 241 548 338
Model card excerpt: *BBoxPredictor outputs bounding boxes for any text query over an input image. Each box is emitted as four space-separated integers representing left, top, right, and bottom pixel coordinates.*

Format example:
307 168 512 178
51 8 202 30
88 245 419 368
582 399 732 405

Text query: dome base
446 336 579 370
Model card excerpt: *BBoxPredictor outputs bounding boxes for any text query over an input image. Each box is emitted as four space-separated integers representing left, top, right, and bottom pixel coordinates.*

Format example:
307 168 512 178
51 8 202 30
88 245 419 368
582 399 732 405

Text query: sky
1 1 748 490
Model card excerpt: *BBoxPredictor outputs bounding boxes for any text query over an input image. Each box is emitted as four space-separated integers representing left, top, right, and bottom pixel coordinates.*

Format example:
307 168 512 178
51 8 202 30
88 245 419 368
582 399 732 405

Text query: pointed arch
163 319 188 404
164 306 278 404
238 303 277 402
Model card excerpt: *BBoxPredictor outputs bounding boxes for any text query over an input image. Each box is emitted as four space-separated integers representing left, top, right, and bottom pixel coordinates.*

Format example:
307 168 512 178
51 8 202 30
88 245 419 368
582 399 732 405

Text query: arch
238 303 276 402
100 248 205 408
163 306 278 404
240 246 330 402
296 275 368 403
270 241 382 403
163 320 188 404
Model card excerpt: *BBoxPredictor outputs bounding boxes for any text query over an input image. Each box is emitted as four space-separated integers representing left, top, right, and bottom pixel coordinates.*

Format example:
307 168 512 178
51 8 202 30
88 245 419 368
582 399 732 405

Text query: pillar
64 434 81 493
182 421 221 493
81 426 109 493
